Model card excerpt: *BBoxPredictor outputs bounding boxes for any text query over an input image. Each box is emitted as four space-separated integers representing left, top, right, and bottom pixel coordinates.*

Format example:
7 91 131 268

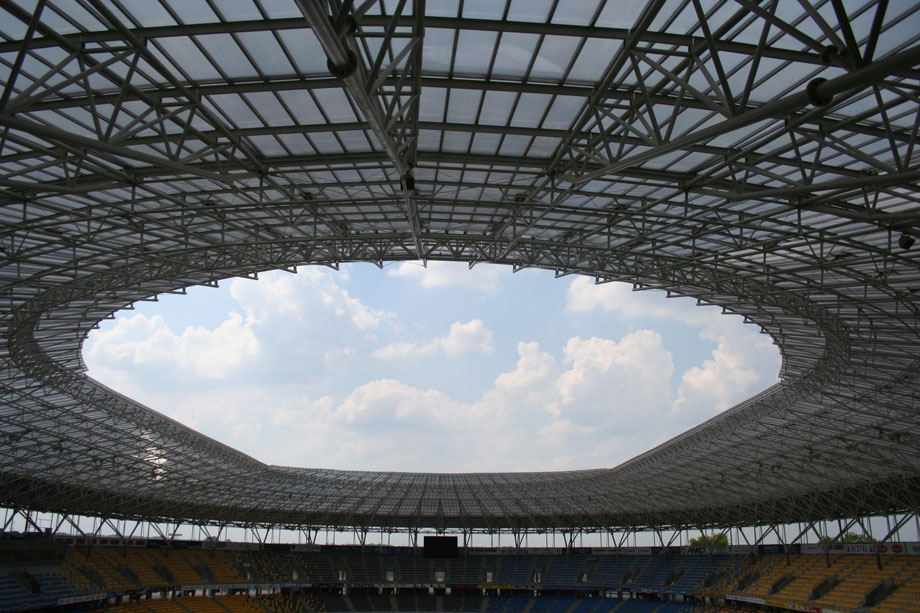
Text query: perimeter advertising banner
800 542 919 555
764 597 814 611
58 593 107 606
480 547 567 555
584 547 640 555
730 595 765 605
876 542 919 555
680 546 708 554
760 544 788 554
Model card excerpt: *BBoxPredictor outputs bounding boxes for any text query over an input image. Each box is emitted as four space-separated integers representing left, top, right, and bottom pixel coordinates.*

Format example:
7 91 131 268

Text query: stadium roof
1 0 920 535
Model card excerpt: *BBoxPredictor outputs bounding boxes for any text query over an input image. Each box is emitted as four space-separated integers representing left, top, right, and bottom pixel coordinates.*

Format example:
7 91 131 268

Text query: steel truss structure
1 0 920 536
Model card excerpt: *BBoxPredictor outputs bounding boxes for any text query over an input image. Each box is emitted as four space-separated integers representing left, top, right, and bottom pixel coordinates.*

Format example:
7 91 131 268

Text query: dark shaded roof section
1 0 920 533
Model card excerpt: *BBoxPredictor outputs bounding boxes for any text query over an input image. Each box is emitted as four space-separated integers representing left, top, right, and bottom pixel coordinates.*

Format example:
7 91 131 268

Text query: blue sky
82 262 780 472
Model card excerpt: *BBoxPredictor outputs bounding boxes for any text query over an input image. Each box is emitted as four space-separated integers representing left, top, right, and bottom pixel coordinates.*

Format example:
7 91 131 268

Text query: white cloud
148 386 336 462
372 319 494 361
315 333 679 471
479 341 560 430
231 268 391 331
387 260 502 293
555 332 674 430
333 379 467 428
565 275 780 426
84 267 781 473
85 268 396 391
672 332 776 423
84 312 260 382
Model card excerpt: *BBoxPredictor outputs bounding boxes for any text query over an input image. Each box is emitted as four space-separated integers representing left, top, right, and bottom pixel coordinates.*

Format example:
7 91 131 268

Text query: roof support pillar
561 529 581 550
355 526 368 548
60 514 89 538
148 522 168 542
102 518 125 539
303 526 320 545
2 509 18 532
879 512 915 543
666 529 682 547
21 509 44 533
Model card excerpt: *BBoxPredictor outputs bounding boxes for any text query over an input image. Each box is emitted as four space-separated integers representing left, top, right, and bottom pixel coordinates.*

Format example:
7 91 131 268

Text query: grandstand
4 536 920 611
1 0 920 612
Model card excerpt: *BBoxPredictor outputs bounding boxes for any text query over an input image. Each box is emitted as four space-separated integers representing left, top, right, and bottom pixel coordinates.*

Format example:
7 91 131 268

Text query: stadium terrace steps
10 541 920 612
303 592 327 612
106 596 267 613
870 558 920 611
260 592 304 613
0 566 92 612
192 596 232 613
726 554 920 611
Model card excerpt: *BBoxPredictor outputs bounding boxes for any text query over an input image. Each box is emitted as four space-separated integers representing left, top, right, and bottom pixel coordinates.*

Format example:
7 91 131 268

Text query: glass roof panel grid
552 0 604 26
277 90 326 124
312 89 359 123
422 27 455 73
162 0 219 24
209 0 264 22
197 33 260 80
461 0 506 20
566 38 623 82
491 32 539 78
151 36 221 81
243 92 296 126
277 29 329 74
41 0 107 34
526 136 561 158
541 95 585 130
256 0 301 19
419 87 446 122
452 29 498 76
237 31 298 76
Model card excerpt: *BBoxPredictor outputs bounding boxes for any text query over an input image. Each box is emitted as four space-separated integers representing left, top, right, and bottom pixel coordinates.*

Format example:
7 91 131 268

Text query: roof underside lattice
1 0 920 533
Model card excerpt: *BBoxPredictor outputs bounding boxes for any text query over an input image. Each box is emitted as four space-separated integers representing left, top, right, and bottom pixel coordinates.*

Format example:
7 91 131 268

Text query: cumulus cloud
295 332 679 472
84 312 260 382
231 267 391 331
555 332 674 430
141 337 647 472
672 333 776 424
333 379 466 428
387 260 503 293
372 319 494 361
565 275 780 423
84 268 396 391
84 266 781 473
150 385 336 461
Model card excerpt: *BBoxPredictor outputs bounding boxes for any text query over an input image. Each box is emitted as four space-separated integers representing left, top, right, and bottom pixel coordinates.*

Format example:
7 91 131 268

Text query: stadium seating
0 567 82 612
7 538 920 612
868 555 920 612
260 592 304 613
725 553 920 611
106 595 264 613
215 594 265 612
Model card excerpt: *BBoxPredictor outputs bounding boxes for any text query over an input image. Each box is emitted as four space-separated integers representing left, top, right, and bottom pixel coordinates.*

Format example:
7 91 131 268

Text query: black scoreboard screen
423 535 458 558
